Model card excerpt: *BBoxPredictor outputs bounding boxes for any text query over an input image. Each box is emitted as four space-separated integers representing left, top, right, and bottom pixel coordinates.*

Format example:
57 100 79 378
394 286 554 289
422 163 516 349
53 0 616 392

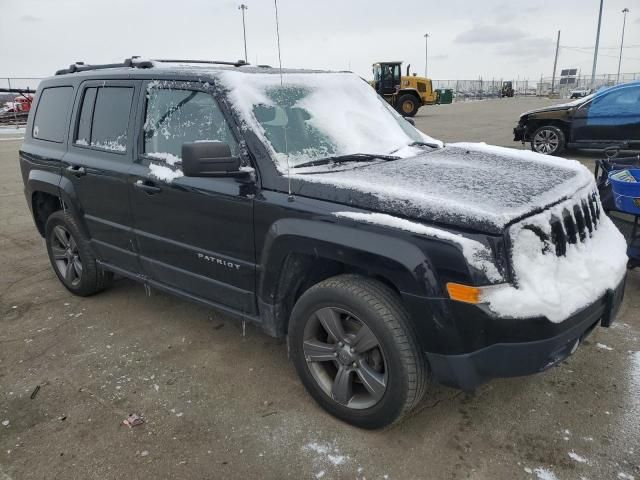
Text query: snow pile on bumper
484 183 627 322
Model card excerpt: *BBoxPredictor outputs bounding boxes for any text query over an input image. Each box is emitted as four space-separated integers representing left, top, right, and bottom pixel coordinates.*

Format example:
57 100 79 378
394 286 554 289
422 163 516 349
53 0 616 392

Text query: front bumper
513 124 526 142
425 277 626 392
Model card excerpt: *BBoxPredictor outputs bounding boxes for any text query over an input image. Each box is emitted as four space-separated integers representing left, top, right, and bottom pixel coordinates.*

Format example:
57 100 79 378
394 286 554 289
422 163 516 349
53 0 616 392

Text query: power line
561 45 640 61
561 44 640 49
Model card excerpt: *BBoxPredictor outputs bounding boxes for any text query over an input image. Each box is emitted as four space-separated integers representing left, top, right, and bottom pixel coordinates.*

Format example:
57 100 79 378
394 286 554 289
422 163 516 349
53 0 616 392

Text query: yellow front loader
370 61 437 117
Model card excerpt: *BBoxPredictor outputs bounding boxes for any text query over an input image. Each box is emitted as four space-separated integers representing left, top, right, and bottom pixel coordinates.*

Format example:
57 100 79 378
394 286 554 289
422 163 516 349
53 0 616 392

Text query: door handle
134 179 161 194
66 165 86 177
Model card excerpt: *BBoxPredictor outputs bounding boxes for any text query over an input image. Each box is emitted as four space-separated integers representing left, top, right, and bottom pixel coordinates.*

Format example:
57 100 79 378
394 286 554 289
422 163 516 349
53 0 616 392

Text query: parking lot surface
1 97 639 480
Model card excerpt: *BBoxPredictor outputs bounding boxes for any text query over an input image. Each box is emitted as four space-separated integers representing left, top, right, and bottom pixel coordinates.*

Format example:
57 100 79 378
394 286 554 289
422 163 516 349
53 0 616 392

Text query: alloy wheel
303 306 387 409
533 129 559 154
50 225 83 287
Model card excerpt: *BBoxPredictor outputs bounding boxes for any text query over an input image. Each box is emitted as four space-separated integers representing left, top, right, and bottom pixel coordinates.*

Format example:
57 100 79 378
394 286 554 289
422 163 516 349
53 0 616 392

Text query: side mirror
181 142 243 177
403 117 415 126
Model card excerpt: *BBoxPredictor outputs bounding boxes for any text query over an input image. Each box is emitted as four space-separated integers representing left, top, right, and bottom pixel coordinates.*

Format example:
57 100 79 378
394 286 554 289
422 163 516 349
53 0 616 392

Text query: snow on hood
296 143 594 234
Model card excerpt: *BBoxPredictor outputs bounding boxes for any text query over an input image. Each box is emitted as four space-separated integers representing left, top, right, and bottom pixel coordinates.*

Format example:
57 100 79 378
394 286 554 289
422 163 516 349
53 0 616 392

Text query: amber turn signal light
446 282 482 304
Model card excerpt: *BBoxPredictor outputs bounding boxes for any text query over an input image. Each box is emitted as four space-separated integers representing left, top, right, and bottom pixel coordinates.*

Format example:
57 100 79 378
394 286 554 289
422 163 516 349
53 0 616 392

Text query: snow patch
334 211 502 281
148 152 181 166
483 185 627 322
303 441 349 467
568 451 588 463
533 467 559 480
596 343 614 351
618 473 635 480
149 163 184 182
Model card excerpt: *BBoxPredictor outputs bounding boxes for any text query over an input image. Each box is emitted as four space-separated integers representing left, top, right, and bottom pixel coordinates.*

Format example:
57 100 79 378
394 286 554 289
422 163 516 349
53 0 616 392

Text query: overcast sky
1 0 639 83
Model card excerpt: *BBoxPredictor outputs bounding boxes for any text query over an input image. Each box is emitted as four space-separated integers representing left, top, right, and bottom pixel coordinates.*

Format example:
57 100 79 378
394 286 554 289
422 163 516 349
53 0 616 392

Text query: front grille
523 192 601 257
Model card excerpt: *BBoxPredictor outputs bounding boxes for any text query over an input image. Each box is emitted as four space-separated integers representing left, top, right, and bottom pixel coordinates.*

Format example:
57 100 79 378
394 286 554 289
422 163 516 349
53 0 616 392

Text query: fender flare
259 218 440 298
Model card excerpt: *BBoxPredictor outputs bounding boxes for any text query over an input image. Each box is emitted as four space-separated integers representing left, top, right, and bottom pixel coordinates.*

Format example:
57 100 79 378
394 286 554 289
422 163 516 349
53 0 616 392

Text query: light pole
239 4 248 63
424 33 430 78
590 0 604 86
617 8 630 84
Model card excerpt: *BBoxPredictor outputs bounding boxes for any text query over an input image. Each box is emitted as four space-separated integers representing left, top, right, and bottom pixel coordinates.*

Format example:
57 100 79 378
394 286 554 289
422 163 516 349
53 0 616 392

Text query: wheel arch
256 218 439 337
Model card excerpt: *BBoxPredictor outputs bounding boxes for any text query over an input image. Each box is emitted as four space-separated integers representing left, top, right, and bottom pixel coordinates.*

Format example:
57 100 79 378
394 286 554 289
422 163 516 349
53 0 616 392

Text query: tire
531 125 566 156
289 274 429 429
396 95 420 117
45 210 113 296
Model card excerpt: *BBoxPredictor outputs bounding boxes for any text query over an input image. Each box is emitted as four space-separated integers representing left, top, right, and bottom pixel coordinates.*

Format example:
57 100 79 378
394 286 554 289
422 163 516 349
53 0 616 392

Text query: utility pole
591 0 604 86
617 8 629 84
424 33 430 77
239 4 248 63
551 30 561 96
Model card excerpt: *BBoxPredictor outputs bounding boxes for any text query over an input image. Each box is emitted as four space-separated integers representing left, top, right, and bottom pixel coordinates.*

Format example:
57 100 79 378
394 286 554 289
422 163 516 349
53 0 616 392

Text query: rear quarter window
74 86 134 153
32 86 74 143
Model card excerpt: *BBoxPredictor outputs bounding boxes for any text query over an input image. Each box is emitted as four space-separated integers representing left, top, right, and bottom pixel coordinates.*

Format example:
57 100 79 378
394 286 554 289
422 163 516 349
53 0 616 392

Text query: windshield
219 71 441 171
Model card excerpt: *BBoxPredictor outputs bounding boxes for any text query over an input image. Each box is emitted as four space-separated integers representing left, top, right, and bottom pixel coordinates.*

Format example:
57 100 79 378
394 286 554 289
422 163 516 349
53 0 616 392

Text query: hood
294 143 594 234
520 95 594 117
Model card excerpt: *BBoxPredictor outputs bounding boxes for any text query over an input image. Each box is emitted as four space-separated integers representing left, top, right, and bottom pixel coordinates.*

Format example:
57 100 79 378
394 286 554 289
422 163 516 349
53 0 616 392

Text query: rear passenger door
62 80 141 273
129 81 256 315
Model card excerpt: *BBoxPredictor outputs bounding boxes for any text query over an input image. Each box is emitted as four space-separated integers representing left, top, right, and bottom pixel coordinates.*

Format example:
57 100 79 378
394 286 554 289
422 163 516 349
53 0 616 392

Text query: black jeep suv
20 58 627 428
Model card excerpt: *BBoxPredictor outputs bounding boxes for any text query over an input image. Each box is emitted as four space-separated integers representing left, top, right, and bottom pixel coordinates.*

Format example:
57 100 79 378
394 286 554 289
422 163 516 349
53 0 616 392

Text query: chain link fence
434 72 640 102
537 72 640 97
432 79 536 101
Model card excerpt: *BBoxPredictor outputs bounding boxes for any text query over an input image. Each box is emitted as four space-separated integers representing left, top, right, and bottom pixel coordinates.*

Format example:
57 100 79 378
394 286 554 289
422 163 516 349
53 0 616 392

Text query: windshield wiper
388 141 441 154
293 153 400 169
409 141 441 148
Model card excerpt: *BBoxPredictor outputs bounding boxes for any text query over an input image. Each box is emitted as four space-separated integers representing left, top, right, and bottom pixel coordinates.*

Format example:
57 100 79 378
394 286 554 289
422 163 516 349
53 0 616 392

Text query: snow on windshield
217 70 441 171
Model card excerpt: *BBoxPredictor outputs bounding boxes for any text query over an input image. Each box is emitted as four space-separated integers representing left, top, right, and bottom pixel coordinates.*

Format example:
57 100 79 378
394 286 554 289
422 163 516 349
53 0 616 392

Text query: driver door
129 80 257 315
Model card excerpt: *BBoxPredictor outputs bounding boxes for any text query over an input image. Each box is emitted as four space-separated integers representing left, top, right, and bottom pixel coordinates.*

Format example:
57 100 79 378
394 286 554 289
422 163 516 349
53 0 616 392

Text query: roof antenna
274 0 293 202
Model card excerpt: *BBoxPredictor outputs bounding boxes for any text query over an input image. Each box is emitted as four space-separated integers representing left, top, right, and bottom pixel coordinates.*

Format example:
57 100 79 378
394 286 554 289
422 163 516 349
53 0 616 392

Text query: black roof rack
55 57 153 75
55 57 250 76
152 59 249 67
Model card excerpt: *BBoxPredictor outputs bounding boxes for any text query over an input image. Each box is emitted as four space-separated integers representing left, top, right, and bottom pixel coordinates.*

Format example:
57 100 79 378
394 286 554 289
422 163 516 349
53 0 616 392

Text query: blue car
514 81 640 155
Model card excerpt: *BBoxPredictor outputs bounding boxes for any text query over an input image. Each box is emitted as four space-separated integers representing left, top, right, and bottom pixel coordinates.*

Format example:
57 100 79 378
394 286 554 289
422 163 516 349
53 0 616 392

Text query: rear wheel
45 210 112 296
289 275 428 429
531 125 565 156
396 95 420 117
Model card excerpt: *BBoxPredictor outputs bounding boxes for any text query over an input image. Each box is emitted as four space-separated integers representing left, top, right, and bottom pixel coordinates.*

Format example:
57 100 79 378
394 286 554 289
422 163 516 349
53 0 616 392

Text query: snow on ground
533 467 559 480
568 451 588 463
596 343 614 351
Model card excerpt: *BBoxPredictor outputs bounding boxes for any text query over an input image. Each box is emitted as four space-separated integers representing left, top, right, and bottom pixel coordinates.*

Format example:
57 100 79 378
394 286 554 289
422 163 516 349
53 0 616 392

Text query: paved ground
1 98 639 480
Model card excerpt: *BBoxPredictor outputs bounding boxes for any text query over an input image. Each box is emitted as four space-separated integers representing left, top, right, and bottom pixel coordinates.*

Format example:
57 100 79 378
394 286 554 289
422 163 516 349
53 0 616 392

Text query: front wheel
396 95 420 117
531 125 566 156
289 275 429 429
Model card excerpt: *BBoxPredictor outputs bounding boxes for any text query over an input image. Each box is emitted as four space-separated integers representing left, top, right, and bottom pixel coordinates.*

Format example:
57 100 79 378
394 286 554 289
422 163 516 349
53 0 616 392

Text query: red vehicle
6 94 34 112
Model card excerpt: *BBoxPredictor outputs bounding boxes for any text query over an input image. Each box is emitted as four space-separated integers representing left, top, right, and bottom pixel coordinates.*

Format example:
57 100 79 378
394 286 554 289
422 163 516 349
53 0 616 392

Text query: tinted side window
590 86 640 118
75 87 97 145
144 88 238 160
32 86 74 142
89 87 134 152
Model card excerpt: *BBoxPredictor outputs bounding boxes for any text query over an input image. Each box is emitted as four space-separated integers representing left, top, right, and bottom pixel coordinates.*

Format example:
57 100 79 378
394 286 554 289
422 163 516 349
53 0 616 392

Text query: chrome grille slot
515 191 602 258
563 209 578 244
